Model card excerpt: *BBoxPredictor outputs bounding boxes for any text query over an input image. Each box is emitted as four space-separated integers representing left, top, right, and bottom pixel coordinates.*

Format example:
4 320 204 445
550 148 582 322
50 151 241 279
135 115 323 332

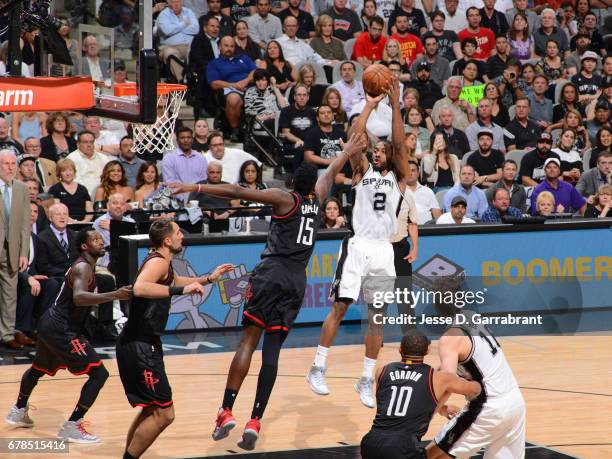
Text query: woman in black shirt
584 184 612 218
48 158 93 222
234 20 262 62
260 40 297 92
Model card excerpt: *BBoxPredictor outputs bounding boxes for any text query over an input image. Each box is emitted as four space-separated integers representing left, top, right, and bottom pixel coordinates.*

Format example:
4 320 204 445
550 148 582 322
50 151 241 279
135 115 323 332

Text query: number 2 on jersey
386 386 413 417
296 217 314 246
373 192 386 211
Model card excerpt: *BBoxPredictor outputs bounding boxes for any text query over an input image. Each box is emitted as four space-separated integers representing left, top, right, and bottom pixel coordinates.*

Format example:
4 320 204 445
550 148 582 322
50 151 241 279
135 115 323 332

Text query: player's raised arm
347 93 384 182
72 263 132 306
133 256 204 297
166 182 296 216
315 132 367 201
388 78 409 181
174 263 235 287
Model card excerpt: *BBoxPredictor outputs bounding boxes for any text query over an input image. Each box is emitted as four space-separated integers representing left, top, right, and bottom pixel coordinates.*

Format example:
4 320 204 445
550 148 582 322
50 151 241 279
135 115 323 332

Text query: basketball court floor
0 324 610 458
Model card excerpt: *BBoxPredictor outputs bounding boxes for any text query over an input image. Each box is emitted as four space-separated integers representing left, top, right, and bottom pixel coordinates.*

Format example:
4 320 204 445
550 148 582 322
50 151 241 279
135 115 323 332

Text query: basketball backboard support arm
83 0 157 123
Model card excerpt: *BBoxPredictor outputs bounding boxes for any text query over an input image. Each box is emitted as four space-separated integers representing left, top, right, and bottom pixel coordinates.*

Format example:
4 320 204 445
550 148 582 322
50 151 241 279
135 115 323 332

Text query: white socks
314 345 329 368
363 357 377 379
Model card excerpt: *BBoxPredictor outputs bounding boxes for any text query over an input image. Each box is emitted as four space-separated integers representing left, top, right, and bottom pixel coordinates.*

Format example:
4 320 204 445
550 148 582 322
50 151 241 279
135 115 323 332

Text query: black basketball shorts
242 258 307 334
116 335 173 409
361 429 425 459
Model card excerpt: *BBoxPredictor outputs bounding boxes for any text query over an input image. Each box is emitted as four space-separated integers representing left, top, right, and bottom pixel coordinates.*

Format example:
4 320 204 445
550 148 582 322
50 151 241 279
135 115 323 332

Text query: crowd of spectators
0 0 610 350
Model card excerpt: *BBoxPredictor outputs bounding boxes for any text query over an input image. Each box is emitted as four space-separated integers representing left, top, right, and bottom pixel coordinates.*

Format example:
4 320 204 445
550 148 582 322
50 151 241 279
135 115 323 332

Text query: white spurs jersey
452 310 519 399
352 165 404 241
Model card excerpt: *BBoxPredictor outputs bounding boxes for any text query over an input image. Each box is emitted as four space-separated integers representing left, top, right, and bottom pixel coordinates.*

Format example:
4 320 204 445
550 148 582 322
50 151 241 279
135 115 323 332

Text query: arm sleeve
247 17 262 44
185 9 200 35
161 155 178 183
157 11 183 38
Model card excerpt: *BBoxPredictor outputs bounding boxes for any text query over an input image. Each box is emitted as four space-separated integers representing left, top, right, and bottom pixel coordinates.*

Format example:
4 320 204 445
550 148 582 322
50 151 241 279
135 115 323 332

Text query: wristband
169 286 184 296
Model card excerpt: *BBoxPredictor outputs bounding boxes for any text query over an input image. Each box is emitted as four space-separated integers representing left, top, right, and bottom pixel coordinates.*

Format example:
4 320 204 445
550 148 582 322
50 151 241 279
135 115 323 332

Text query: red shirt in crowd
352 33 388 61
458 27 495 60
389 32 424 66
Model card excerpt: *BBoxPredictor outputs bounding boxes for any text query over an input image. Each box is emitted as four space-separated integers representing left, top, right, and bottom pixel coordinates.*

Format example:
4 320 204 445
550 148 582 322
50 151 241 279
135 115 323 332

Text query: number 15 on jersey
297 217 314 246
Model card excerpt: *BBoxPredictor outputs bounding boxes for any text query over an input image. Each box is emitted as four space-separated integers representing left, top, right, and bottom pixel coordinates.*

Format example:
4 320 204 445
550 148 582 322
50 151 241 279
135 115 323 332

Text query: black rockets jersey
123 251 175 340
372 362 438 438
46 257 97 334
261 192 320 267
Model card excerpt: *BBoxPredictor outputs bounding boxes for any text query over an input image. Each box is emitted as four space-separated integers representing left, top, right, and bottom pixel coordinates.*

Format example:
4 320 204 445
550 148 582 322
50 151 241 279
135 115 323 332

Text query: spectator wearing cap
519 132 560 187
570 11 605 57
481 188 523 223
431 76 476 132
576 151 612 200
566 33 602 74
531 157 587 215
22 137 57 189
465 99 506 152
406 61 443 112
503 97 542 151
443 165 488 219
436 195 476 224
486 159 527 212
113 7 138 55
586 100 611 146
467 129 504 189
353 16 387 69
410 35 450 88
112 59 130 85
16 156 41 189
533 8 570 58
571 51 603 104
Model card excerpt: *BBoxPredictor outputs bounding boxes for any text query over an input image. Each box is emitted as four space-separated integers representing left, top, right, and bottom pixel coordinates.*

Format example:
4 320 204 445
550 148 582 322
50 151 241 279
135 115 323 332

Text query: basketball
362 64 393 97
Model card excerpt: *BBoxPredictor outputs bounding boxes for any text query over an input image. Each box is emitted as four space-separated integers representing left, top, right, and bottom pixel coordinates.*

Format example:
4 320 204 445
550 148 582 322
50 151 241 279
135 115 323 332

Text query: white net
130 85 187 156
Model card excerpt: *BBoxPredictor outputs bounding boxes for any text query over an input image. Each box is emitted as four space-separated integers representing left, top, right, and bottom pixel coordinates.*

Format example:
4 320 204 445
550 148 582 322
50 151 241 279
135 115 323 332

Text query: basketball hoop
114 82 187 156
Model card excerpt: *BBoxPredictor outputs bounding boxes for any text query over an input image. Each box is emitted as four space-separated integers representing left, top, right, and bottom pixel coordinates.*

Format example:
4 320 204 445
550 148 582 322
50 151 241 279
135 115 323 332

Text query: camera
509 72 516 80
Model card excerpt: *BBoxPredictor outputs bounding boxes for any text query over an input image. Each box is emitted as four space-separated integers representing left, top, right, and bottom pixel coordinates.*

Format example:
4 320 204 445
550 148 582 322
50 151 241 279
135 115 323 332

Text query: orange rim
114 82 187 97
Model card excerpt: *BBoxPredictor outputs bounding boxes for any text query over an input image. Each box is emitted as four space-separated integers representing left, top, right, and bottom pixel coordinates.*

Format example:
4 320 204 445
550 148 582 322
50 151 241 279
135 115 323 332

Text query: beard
372 163 387 172
169 244 182 255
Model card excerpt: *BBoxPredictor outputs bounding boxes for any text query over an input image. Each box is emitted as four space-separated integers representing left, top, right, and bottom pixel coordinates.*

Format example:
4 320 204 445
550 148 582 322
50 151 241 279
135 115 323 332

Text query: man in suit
189 15 221 117
15 202 56 345
81 35 110 85
23 178 48 234
0 150 31 350
37 203 118 342
576 151 612 200
22 137 57 189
